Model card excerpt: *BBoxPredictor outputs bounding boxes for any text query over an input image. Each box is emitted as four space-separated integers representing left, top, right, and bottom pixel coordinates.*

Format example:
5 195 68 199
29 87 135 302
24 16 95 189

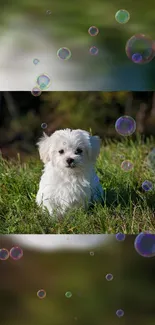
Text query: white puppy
36 129 104 217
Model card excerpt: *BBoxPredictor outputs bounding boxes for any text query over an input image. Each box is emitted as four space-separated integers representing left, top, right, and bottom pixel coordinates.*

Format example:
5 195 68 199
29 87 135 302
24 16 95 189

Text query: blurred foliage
0 0 155 88
0 235 155 325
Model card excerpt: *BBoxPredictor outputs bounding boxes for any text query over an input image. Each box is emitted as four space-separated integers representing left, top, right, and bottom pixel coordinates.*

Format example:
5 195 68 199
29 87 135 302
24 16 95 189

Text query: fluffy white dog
36 129 104 217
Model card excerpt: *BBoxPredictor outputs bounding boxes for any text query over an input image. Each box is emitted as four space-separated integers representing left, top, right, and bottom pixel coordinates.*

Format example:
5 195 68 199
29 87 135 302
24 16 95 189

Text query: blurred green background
0 91 155 160
0 0 155 89
0 235 155 325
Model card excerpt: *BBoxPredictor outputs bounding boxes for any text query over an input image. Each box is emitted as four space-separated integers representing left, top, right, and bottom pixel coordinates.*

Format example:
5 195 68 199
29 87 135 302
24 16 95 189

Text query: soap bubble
33 58 39 65
37 289 46 299
46 10 51 15
121 160 134 172
65 291 72 298
134 233 155 257
142 180 153 191
115 116 136 136
57 47 71 60
105 273 113 281
89 46 99 55
41 123 47 129
88 26 99 36
0 248 9 260
116 233 126 241
36 74 51 90
9 246 23 260
115 9 130 24
116 309 124 317
132 53 143 63
31 87 42 96
125 34 155 64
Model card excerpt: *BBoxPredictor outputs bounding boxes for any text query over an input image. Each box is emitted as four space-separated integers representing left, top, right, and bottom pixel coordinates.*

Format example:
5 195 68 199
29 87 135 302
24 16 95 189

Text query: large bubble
125 34 155 64
115 116 136 136
134 233 155 257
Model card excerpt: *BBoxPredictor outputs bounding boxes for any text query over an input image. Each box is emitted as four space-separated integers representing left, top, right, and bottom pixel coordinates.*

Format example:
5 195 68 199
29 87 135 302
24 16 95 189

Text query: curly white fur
36 129 103 217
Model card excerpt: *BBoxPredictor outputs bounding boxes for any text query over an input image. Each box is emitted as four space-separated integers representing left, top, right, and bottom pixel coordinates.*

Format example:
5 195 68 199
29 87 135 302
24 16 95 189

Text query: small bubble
57 47 71 60
33 58 39 65
116 233 126 241
142 180 153 191
115 9 130 24
65 291 72 298
116 309 124 317
31 87 42 97
115 116 136 136
46 10 51 15
105 273 113 281
36 74 51 90
0 248 9 261
37 289 46 299
121 160 134 172
90 251 94 256
89 46 99 55
9 246 23 260
134 233 155 257
88 26 99 36
132 53 143 63
41 123 47 129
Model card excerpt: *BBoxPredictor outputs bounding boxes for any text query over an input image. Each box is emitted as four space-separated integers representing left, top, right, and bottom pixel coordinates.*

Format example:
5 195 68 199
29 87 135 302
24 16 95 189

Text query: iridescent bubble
89 46 99 55
57 47 71 60
121 160 134 172
116 233 126 241
36 74 51 90
41 123 47 129
142 180 153 191
115 9 130 24
134 233 155 257
88 26 99 37
9 246 23 260
125 34 155 65
37 289 46 299
115 116 136 136
132 53 143 63
147 148 155 170
90 251 94 256
0 248 9 260
31 87 42 97
116 309 124 317
105 273 113 281
65 291 72 298
33 58 39 65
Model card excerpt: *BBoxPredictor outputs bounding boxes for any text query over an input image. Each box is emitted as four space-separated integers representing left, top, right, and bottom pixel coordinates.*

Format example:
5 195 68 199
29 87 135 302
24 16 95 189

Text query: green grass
0 136 155 234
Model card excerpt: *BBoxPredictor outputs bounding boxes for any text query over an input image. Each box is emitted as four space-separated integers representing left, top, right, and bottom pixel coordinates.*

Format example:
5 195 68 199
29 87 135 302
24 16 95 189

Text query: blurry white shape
8 235 111 251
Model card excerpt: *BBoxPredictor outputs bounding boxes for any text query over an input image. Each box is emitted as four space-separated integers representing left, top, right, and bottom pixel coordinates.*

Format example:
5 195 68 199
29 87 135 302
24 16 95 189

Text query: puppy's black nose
66 158 74 165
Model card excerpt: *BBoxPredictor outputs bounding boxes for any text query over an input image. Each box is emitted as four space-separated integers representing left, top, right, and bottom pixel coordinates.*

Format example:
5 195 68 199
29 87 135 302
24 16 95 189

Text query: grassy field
0 136 155 234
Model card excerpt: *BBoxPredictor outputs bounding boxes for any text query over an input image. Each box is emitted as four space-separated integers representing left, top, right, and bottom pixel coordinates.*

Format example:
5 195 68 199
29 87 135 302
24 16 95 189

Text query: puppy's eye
75 148 83 155
59 149 64 154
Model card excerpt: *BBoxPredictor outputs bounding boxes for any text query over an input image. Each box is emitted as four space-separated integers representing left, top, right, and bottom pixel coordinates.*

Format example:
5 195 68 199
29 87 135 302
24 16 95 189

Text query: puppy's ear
37 132 50 164
89 135 101 162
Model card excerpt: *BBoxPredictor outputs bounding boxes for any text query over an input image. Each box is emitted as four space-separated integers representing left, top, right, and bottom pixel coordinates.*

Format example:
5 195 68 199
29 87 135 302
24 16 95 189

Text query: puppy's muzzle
66 157 75 168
